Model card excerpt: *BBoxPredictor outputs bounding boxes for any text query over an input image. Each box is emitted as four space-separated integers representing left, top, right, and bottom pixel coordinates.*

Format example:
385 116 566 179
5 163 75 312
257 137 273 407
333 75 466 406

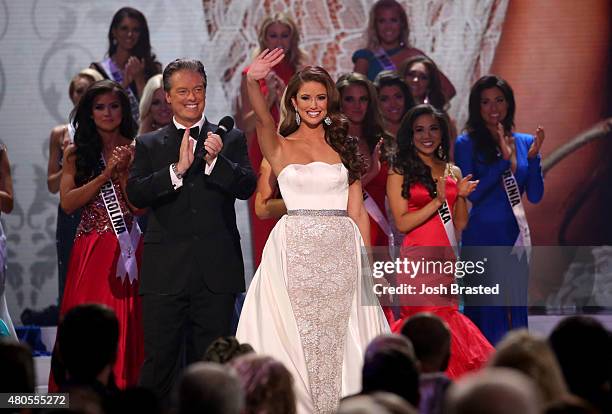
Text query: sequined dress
390 179 494 378
236 162 390 414
55 177 144 389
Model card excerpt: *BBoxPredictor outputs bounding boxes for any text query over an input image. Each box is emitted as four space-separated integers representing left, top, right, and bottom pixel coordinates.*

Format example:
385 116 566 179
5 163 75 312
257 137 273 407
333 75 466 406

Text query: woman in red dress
371 71 415 250
237 13 307 268
336 72 391 248
387 104 493 378
51 80 143 389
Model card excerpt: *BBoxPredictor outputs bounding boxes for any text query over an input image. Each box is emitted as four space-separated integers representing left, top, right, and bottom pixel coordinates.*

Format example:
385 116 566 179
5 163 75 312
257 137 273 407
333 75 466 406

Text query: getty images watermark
370 256 500 300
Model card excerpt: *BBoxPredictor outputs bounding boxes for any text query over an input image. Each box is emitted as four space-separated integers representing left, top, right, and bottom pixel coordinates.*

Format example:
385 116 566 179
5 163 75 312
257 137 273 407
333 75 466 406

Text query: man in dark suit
127 58 256 400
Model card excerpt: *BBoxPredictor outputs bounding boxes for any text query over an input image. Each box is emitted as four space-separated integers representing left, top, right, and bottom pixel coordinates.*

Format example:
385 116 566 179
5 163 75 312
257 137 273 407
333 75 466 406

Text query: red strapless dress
50 178 143 390
391 178 493 378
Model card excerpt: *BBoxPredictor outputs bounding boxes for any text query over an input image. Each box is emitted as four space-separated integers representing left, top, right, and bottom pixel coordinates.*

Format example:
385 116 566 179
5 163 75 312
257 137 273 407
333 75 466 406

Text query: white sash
363 191 394 248
98 156 141 283
437 200 459 259
502 169 531 263
100 58 140 122
67 122 75 143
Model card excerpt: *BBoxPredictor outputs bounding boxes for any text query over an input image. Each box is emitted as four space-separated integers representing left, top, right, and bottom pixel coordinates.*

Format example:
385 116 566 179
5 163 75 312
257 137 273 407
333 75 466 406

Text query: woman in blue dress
454 75 544 345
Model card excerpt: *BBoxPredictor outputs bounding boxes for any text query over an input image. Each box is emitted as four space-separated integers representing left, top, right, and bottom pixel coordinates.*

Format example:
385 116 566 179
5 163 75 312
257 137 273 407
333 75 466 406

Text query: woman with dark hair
238 13 307 268
398 56 458 154
47 68 104 304
51 80 144 390
92 7 161 122
374 70 414 138
399 55 448 110
336 72 395 252
387 104 493 378
371 70 415 264
237 49 389 413
454 75 544 346
352 0 455 100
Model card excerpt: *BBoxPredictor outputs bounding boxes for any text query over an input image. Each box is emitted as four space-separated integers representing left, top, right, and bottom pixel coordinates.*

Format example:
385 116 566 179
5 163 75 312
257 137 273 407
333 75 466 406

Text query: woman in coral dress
50 80 143 390
387 104 493 378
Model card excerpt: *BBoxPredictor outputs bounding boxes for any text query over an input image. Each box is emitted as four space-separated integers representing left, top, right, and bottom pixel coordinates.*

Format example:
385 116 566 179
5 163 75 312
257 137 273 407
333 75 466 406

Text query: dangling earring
295 111 301 126
323 116 332 126
112 37 118 46
437 145 444 159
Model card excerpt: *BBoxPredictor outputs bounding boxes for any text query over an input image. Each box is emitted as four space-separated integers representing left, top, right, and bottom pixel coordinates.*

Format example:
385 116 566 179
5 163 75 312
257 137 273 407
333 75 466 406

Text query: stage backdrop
1 0 609 320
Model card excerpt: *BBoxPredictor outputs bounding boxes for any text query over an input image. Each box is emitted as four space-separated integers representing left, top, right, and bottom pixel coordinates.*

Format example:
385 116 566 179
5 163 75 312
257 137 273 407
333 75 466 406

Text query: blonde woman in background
238 13 307 268
137 74 172 135
352 0 455 100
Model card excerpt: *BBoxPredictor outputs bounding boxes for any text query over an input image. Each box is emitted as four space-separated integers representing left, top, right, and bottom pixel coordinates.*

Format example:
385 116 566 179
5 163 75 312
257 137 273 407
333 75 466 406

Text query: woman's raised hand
496 122 514 161
247 48 285 82
457 174 479 198
528 125 545 159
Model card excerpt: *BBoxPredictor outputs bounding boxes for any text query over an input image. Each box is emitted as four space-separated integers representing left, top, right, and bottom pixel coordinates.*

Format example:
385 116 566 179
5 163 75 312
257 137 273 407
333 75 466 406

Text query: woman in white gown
236 49 389 414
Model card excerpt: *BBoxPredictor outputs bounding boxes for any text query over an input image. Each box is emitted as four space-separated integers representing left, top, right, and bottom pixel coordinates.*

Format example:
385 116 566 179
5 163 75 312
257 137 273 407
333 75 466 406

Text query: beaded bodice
75 178 134 238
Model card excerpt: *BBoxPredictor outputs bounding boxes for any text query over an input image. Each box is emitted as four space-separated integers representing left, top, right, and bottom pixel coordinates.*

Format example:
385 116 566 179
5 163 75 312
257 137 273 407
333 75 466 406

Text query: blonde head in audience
230 354 296 414
489 329 568 406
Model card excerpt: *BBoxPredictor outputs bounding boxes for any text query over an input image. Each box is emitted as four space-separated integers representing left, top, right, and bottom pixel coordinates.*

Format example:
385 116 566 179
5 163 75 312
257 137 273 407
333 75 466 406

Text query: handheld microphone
214 116 234 138
200 116 234 159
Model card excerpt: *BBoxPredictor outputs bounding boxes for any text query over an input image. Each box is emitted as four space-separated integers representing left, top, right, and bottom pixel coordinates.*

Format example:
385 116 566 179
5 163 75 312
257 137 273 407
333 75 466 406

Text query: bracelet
171 163 183 179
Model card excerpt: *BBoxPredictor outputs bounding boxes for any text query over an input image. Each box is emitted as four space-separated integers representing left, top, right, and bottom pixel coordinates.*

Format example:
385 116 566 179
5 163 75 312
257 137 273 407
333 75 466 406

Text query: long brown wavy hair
394 104 451 199
279 66 366 183
336 72 388 154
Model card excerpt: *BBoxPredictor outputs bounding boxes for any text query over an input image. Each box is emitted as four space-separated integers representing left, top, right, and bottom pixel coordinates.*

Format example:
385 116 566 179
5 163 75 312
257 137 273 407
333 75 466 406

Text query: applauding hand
124 56 145 86
435 176 446 205
203 132 223 165
496 122 517 172
528 125 545 159
176 127 195 176
247 48 285 82
113 145 134 173
457 174 479 198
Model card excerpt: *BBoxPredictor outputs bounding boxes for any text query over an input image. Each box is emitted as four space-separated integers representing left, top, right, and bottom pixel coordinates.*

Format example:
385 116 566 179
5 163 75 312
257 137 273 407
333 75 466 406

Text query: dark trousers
139 268 235 401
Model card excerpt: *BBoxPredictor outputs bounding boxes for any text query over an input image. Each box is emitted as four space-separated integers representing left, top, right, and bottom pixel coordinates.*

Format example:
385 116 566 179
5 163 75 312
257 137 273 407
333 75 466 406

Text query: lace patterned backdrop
0 0 510 319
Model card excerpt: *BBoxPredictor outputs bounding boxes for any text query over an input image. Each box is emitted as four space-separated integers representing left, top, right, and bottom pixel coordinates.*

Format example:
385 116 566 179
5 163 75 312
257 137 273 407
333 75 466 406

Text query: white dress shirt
169 115 217 190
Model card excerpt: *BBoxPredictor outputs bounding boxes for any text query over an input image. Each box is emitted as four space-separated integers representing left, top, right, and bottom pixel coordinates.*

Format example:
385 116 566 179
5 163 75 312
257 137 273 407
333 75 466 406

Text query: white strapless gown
236 162 389 414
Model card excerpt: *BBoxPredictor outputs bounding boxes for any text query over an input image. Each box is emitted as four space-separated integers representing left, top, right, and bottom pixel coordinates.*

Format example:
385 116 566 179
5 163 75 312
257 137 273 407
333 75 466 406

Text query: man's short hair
177 362 244 414
163 59 207 92
0 339 34 392
445 368 539 414
401 313 451 372
57 304 119 382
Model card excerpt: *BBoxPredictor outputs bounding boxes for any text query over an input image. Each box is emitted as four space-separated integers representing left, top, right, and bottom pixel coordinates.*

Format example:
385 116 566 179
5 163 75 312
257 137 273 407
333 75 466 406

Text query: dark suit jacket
127 120 256 295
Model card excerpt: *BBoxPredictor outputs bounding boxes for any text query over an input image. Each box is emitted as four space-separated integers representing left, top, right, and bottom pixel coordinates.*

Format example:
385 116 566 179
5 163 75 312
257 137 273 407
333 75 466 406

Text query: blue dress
352 47 405 81
454 132 543 345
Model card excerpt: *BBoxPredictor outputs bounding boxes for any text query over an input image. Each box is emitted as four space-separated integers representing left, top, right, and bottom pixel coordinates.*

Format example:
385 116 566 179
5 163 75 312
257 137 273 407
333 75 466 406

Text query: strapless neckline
278 162 344 179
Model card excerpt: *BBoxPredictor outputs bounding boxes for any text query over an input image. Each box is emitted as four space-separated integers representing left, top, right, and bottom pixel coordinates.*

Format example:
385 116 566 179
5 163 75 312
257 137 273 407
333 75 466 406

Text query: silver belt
287 209 348 217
